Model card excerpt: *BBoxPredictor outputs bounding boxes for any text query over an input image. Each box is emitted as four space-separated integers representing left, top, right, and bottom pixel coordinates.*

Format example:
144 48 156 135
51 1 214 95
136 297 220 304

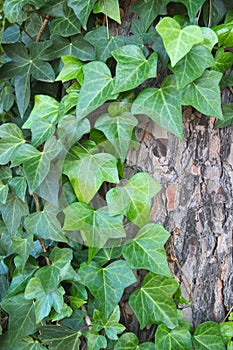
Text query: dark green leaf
0 123 26 164
49 10 81 37
93 0 121 23
193 321 226 350
78 260 136 317
215 104 233 128
3 0 44 23
11 234 34 268
31 60 55 82
39 326 81 350
92 306 125 340
114 333 155 350
8 176 27 202
155 324 193 350
15 69 31 117
171 0 206 19
67 0 98 29
129 273 179 329
2 24 20 43
0 183 9 204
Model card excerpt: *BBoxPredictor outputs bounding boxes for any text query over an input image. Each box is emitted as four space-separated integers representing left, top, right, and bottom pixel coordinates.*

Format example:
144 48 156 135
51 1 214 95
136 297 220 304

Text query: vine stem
32 193 50 265
36 15 51 42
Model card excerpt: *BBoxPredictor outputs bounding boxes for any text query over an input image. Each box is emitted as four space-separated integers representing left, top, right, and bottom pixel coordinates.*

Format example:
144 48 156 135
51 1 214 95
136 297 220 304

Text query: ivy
0 0 232 349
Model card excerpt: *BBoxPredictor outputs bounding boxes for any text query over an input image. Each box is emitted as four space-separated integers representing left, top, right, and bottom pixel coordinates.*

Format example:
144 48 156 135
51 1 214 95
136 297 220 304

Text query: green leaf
114 333 155 350
15 69 31 117
31 60 55 82
171 0 206 19
112 45 157 94
1 293 36 346
76 61 116 121
92 306 125 340
132 74 183 139
39 325 81 350
85 331 107 350
215 104 233 128
56 56 85 84
78 260 136 317
67 0 98 29
11 234 34 268
3 0 27 23
85 26 125 62
93 0 121 23
156 17 203 67
171 46 215 90
213 21 233 47
193 321 226 350
107 172 162 227
95 111 138 161
93 246 122 266
123 223 171 276
213 48 233 72
132 0 168 32
63 152 119 203
0 336 46 350
49 9 81 37
155 324 192 350
0 183 9 204
182 70 223 119
0 194 29 235
2 24 21 44
63 202 125 248
8 176 27 202
0 123 26 164
25 203 68 243
129 273 179 329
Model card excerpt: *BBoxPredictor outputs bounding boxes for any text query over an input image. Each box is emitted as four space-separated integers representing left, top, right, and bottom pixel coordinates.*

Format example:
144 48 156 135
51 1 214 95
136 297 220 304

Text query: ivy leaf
193 321 226 350
132 74 183 139
93 0 121 23
78 260 136 317
55 56 85 84
0 337 46 350
123 224 171 276
201 28 218 51
0 183 9 204
95 111 138 161
112 45 158 94
114 333 155 350
85 331 107 350
92 306 125 340
156 17 203 67
0 194 29 235
49 9 81 37
155 324 193 350
107 172 162 227
63 152 119 203
8 176 27 202
0 123 26 165
76 61 116 121
67 0 98 29
171 0 206 19
39 326 81 350
213 48 233 73
85 26 125 62
182 70 223 119
3 0 44 23
63 202 125 248
171 46 215 90
129 273 179 329
1 293 36 346
132 0 168 32
11 234 34 268
25 203 68 243
215 104 233 128
93 246 122 266
213 21 233 47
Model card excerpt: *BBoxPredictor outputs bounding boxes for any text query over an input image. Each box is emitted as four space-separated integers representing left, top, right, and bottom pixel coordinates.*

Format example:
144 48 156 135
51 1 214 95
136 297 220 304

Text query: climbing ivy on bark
0 0 232 349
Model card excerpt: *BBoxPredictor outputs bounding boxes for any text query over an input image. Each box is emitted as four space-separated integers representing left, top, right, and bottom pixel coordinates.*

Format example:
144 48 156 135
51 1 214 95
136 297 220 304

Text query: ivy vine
0 0 232 349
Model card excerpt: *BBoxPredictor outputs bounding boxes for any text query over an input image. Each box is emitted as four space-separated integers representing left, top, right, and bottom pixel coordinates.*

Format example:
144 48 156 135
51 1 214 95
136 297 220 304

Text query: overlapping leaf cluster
0 0 232 349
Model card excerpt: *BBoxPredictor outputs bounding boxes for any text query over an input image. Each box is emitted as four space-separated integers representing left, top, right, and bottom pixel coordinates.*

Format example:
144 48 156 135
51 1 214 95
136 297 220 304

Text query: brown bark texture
117 0 233 327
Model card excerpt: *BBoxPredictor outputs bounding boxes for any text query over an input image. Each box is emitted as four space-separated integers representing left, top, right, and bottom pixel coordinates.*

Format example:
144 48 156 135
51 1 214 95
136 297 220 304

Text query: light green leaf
213 48 233 72
92 306 125 340
193 321 226 350
39 325 81 350
78 260 136 317
132 75 183 138
76 61 116 121
0 183 9 204
155 324 193 350
95 111 138 160
49 10 81 37
8 176 27 202
112 45 158 93
63 152 119 203
132 0 168 32
67 0 98 29
215 104 233 128
171 0 206 19
85 26 125 62
11 235 34 268
156 17 203 67
1 293 36 346
129 273 179 329
107 172 161 227
123 223 171 276
25 203 68 243
182 70 223 119
85 331 107 350
213 21 233 47
31 118 56 147
0 194 29 235
0 123 26 164
63 202 125 248
171 45 215 90
114 333 155 350
93 0 121 23
200 28 218 51
56 56 85 84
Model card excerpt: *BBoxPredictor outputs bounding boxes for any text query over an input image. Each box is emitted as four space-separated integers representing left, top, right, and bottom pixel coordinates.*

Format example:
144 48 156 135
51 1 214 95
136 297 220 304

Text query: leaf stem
208 0 212 28
103 0 110 40
36 15 51 42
